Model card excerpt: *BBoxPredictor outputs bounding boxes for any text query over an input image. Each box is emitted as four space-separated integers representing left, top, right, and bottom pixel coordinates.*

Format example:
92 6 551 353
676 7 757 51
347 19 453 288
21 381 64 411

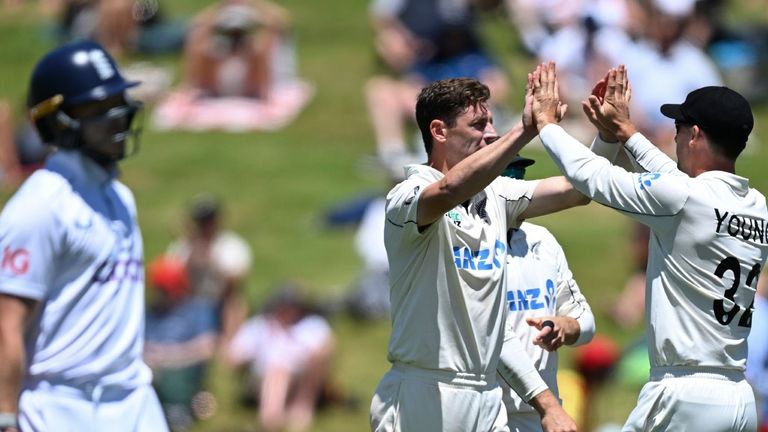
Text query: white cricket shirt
384 163 538 376
540 124 768 371
502 221 594 414
0 150 151 387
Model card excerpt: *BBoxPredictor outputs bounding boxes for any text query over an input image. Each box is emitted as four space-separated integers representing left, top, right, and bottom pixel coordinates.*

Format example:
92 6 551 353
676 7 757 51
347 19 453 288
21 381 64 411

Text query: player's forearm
560 317 581 346
0 296 30 414
498 335 548 402
528 388 561 417
530 389 578 432
624 132 681 175
439 123 529 200
0 330 24 413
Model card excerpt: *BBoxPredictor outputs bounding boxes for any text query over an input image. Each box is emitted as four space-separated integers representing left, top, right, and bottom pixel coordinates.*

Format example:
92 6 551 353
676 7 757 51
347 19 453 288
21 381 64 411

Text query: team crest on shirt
447 210 462 227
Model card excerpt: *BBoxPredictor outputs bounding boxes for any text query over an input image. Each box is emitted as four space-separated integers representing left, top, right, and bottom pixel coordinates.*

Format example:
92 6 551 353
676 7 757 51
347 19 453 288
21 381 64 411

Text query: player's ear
430 119 447 144
691 125 706 146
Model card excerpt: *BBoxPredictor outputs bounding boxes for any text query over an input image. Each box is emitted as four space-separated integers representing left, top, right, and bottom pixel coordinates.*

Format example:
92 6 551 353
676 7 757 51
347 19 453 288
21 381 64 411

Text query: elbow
574 193 591 207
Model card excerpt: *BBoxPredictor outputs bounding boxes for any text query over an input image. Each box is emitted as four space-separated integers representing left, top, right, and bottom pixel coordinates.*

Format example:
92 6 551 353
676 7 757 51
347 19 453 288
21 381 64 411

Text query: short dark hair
415 78 490 155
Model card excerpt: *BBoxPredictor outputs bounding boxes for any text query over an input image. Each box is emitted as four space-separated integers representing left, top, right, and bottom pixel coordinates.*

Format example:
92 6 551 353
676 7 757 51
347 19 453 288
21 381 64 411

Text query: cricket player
531 62 768 431
0 41 168 432
370 75 585 432
499 156 595 431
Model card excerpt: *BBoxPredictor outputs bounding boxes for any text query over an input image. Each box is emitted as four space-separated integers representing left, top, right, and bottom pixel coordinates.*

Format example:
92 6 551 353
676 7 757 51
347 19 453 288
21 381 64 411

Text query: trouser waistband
650 366 745 382
392 363 496 389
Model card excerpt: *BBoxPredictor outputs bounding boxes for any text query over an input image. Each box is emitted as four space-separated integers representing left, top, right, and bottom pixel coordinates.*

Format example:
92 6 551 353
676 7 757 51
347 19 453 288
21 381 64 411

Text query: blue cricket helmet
27 40 140 143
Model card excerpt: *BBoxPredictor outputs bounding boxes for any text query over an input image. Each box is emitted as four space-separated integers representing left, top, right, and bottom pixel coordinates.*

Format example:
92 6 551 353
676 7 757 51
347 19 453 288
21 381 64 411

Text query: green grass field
1 1 767 431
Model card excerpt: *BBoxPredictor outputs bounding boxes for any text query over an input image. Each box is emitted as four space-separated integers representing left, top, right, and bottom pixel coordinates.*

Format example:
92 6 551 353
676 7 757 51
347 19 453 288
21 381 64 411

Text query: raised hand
581 70 618 142
592 64 636 142
531 62 566 131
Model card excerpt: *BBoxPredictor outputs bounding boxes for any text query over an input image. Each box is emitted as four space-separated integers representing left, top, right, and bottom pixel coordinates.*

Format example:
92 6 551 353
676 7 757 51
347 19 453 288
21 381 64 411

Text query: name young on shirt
714 209 767 244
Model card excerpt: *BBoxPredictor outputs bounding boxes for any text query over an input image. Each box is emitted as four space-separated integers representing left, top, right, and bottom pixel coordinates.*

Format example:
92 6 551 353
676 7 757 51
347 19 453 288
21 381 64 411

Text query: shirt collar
698 170 750 196
45 149 118 186
405 163 442 181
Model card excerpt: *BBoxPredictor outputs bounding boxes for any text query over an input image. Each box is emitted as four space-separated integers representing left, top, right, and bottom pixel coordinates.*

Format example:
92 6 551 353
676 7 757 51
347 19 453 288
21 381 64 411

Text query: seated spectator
167 194 253 351
144 255 218 432
364 0 511 172
226 282 335 432
50 0 186 57
152 0 314 131
0 99 50 189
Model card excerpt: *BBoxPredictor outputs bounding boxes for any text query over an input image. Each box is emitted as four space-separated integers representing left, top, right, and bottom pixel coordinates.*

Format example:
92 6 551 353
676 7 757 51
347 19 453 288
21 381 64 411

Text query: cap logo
73 49 115 81
89 49 115 80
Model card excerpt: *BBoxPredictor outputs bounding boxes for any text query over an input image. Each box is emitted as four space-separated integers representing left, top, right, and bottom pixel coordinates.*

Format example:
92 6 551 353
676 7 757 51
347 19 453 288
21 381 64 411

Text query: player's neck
691 158 735 177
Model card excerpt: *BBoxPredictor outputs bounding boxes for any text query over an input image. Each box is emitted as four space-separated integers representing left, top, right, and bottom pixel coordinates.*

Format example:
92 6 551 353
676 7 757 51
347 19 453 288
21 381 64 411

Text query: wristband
0 413 17 429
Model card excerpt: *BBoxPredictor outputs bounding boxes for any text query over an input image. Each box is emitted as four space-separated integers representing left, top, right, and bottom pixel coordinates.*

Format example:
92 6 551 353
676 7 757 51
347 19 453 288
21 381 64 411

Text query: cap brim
508 156 536 168
68 80 141 105
660 103 686 121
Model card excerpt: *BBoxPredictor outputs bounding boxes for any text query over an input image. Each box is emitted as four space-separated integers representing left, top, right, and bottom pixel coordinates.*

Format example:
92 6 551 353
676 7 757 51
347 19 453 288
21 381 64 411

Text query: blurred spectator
0 99 50 189
572 335 621 432
152 0 314 131
748 270 768 432
343 192 391 320
503 0 584 56
167 194 253 351
364 0 511 173
534 0 633 141
144 255 218 432
226 282 335 432
321 170 407 321
50 0 186 57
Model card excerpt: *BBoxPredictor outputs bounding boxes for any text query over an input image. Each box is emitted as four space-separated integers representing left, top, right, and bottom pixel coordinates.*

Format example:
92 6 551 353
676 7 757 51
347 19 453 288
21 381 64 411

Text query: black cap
660 86 753 146
506 154 535 170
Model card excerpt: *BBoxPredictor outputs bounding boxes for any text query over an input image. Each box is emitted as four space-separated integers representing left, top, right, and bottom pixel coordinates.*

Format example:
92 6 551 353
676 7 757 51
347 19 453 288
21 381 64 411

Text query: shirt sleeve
589 134 622 162
539 124 690 230
385 177 430 241
498 334 548 402
494 177 537 229
0 198 58 301
624 132 683 175
547 235 595 346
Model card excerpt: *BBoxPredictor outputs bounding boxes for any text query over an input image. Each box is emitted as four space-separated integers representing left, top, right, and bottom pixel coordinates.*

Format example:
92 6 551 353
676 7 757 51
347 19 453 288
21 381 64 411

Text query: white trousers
623 367 757 432
19 381 168 432
370 364 509 432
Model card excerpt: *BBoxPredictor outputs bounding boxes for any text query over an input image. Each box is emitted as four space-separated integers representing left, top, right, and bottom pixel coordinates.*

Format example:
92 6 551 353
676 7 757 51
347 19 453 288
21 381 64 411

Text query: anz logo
453 240 506 270
507 279 555 311
638 172 661 191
